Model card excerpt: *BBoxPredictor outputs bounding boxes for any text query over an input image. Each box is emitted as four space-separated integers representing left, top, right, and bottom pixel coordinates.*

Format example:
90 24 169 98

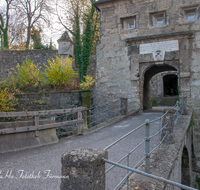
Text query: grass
151 97 159 107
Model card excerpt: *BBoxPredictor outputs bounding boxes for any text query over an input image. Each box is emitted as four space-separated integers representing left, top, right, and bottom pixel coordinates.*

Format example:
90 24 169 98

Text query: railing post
145 119 150 173
106 102 108 121
34 115 39 137
127 154 130 190
60 148 108 190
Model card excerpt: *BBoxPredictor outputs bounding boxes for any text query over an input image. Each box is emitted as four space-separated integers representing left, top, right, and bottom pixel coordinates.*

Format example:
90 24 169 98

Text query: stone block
60 148 108 190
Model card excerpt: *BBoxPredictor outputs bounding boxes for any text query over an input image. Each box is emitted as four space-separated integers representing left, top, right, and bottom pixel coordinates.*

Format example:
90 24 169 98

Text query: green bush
9 59 42 90
0 88 18 112
44 56 78 88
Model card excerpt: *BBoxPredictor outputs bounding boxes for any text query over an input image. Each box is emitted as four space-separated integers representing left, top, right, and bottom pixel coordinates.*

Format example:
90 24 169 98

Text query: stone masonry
0 50 96 78
60 148 108 190
94 0 200 180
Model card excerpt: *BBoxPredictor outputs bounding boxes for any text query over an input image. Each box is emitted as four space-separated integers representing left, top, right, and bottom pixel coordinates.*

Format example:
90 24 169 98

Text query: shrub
0 88 19 112
68 78 80 90
80 75 95 90
44 57 77 88
9 59 42 89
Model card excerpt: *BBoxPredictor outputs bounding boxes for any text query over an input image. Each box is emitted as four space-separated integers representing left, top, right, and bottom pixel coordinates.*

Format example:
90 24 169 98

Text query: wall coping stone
61 148 108 167
126 31 194 42
16 90 91 96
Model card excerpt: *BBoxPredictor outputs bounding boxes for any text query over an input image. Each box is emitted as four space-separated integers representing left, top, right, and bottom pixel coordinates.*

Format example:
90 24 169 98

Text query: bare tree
13 0 52 49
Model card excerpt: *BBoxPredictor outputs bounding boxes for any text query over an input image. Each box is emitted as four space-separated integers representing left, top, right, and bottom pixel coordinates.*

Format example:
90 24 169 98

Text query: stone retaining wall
17 91 81 111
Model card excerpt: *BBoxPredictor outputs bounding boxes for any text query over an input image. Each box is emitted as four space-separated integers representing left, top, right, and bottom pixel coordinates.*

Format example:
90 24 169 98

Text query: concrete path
0 112 163 190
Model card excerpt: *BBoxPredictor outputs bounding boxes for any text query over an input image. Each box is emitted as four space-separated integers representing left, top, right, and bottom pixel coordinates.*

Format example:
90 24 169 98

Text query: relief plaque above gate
140 40 179 61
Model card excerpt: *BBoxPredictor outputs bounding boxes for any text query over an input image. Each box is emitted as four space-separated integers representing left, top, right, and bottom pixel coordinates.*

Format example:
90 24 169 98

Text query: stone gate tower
94 0 200 178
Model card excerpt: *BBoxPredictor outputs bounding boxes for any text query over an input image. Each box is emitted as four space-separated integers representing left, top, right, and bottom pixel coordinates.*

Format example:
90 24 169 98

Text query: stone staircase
159 96 179 106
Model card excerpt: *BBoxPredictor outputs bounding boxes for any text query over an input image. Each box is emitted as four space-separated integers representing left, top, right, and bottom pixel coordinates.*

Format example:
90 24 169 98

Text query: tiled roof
57 31 72 42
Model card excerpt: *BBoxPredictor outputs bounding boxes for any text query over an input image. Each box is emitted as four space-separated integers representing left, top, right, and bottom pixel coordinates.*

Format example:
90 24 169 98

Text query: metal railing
103 158 197 190
104 100 186 190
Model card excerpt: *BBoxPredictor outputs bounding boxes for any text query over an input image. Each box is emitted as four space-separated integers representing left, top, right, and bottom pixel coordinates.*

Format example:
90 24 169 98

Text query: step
159 97 178 106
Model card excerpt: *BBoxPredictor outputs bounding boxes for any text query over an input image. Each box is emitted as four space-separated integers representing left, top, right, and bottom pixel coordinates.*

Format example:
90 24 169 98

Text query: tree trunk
3 27 9 49
26 26 31 49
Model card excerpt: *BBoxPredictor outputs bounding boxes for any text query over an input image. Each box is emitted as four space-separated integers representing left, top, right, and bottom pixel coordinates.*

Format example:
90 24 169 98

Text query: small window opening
122 16 136 30
153 13 165 25
185 9 197 20
62 43 67 47
150 11 166 26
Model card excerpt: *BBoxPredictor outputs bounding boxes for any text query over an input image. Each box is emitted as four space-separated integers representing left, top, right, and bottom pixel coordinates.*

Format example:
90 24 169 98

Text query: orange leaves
135 185 140 189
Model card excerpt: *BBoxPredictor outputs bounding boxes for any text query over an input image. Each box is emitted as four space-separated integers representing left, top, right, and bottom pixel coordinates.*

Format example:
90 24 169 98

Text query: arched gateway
141 63 178 110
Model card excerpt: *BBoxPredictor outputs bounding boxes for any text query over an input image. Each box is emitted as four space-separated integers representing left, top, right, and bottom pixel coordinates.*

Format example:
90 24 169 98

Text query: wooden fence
0 107 87 135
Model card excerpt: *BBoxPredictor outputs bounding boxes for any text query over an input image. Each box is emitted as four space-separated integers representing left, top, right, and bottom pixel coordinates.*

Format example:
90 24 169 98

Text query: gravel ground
0 112 163 190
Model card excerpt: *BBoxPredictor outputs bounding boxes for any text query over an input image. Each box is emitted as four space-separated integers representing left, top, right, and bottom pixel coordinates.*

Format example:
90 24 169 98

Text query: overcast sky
0 0 67 49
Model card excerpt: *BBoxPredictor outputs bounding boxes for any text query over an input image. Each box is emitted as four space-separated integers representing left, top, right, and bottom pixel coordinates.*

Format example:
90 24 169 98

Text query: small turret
57 31 74 62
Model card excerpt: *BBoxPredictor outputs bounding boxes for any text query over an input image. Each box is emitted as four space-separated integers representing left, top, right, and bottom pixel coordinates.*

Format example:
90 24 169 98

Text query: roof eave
93 0 120 9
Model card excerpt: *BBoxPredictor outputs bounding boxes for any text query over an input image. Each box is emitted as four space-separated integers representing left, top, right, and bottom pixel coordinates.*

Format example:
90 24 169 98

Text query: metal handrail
149 122 168 139
103 158 197 190
104 123 146 150
149 132 168 155
149 102 178 124
106 139 146 173
113 155 147 190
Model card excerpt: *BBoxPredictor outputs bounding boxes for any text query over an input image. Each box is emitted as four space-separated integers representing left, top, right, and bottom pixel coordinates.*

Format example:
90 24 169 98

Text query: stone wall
0 50 96 78
17 91 81 111
0 50 57 76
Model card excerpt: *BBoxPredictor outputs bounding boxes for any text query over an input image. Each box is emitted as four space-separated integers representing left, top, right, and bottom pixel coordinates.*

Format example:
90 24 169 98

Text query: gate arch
141 63 178 110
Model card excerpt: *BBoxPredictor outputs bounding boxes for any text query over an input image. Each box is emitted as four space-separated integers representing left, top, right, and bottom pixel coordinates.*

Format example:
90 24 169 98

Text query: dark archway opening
143 64 177 110
163 74 178 96
181 146 190 188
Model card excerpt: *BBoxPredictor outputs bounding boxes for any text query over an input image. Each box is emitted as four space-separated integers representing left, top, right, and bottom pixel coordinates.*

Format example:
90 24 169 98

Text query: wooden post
77 111 83 135
35 115 39 137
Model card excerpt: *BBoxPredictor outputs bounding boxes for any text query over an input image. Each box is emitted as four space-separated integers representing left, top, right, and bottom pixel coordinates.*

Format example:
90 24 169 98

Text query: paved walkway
0 112 163 190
